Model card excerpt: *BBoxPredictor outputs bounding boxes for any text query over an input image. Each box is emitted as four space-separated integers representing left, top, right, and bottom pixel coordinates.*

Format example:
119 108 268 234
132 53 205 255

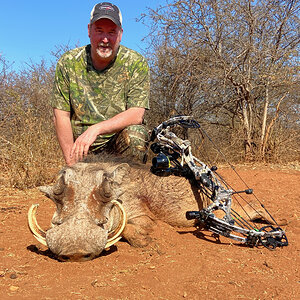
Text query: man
52 2 150 166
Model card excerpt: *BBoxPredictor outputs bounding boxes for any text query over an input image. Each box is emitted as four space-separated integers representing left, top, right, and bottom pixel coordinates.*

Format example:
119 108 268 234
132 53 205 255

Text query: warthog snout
46 216 109 262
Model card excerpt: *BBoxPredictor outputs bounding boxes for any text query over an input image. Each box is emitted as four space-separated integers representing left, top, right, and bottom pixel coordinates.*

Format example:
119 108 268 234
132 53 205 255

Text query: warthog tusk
105 200 127 249
28 204 47 246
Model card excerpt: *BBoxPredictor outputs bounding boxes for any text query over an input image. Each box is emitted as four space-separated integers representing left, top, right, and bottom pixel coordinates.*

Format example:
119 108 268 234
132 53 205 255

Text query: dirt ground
0 165 299 300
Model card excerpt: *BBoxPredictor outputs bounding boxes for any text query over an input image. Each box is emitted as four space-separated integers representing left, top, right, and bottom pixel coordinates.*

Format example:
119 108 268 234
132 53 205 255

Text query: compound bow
148 116 288 250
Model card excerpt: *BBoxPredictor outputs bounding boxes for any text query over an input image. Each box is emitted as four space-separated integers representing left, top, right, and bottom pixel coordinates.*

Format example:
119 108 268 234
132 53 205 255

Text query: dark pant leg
91 125 149 163
111 125 149 163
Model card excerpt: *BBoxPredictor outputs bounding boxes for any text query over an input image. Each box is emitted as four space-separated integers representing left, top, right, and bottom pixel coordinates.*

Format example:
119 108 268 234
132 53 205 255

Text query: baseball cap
90 2 122 27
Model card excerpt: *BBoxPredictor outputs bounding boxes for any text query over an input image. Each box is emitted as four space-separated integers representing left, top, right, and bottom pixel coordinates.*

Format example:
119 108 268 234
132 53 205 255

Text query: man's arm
71 107 145 162
53 108 76 166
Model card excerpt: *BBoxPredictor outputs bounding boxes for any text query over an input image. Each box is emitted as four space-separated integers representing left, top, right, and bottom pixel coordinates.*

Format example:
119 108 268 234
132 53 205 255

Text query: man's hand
70 125 99 162
70 107 145 162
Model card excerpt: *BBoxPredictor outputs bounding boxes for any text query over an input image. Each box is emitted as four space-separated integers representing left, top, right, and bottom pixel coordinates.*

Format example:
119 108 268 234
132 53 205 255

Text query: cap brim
90 16 121 27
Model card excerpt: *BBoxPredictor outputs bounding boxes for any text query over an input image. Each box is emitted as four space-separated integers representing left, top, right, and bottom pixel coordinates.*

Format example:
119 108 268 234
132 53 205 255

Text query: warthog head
28 162 129 262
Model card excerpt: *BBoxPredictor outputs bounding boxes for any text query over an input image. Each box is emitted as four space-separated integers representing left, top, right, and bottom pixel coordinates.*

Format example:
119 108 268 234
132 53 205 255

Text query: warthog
28 156 210 261
28 157 272 261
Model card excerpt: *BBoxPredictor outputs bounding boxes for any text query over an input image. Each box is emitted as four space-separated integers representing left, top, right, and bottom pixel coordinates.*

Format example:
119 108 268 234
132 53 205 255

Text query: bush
0 58 63 188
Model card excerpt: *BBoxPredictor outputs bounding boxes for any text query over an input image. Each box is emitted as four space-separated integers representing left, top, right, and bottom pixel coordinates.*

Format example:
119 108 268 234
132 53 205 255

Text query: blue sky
0 0 165 71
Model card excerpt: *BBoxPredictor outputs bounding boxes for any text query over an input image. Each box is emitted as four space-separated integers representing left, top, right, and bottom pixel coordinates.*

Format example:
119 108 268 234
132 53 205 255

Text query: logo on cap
100 4 114 11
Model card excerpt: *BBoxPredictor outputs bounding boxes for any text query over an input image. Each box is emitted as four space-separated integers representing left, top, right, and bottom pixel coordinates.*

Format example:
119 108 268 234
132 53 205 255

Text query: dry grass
0 59 63 189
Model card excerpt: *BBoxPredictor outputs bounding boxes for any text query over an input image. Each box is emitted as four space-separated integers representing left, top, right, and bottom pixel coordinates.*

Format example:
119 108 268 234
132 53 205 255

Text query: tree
144 0 300 161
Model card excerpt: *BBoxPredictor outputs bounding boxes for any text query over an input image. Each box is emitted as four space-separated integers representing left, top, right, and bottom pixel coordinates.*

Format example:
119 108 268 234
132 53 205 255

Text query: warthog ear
38 185 54 200
111 163 130 185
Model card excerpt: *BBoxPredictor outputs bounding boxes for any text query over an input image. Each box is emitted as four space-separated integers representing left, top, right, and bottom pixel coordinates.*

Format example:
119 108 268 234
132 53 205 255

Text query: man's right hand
70 124 100 162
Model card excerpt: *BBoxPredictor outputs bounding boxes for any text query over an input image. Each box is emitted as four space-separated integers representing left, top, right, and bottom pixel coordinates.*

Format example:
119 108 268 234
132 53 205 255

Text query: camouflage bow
148 116 288 249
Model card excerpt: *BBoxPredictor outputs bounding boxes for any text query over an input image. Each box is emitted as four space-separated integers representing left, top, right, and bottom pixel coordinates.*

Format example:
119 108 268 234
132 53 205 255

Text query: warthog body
39 157 208 261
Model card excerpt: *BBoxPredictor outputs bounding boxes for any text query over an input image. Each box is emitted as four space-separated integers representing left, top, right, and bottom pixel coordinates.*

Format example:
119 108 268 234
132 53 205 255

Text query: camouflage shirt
52 44 150 147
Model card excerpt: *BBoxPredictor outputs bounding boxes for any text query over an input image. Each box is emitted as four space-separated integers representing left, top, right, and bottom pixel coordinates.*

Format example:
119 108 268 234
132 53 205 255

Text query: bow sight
150 143 192 178
149 116 288 250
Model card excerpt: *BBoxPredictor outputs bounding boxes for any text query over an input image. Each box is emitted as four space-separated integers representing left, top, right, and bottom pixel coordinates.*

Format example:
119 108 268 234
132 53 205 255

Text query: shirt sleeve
51 57 71 112
126 56 150 110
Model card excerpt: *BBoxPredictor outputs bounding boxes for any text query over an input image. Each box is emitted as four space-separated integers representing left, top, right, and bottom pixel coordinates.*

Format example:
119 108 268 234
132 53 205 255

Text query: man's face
88 18 123 61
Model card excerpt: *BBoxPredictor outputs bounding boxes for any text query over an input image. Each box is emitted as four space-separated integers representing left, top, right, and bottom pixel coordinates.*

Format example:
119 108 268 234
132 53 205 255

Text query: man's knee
126 125 149 149
114 125 149 161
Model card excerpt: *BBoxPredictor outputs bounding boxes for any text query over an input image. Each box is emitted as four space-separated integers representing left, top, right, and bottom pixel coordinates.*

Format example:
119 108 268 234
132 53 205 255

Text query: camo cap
90 2 122 27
